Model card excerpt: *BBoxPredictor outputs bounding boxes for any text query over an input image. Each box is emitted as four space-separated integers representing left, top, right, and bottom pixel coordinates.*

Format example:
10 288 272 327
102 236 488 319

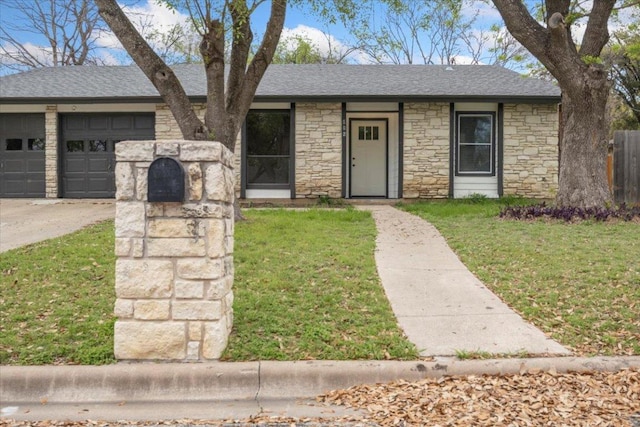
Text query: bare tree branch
0 0 104 73
96 0 206 140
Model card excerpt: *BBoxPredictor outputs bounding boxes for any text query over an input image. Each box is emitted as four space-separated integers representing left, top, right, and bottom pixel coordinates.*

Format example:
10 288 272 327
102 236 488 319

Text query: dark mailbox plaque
148 157 185 202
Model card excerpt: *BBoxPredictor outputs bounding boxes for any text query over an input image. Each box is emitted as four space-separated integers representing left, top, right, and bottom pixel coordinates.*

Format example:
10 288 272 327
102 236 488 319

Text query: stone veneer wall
403 103 450 198
503 104 559 198
295 103 343 198
114 140 234 361
45 105 58 198
155 104 243 194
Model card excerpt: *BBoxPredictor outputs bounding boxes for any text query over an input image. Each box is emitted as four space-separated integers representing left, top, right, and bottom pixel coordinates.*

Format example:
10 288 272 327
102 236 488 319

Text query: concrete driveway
0 199 115 253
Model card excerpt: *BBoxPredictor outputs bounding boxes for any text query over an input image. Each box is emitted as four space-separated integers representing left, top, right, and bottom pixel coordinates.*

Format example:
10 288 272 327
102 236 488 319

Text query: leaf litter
2 369 638 427
321 368 640 426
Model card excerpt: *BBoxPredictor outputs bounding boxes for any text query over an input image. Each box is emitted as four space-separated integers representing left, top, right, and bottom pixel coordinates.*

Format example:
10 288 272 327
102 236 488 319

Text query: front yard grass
0 221 116 365
222 209 417 361
400 200 640 356
0 208 418 365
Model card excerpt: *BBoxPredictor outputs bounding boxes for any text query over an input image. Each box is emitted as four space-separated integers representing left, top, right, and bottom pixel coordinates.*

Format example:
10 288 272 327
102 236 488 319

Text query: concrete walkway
358 205 570 357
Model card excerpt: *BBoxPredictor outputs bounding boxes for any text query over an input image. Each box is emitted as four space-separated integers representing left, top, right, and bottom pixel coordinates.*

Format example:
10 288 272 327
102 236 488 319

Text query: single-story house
0 64 560 200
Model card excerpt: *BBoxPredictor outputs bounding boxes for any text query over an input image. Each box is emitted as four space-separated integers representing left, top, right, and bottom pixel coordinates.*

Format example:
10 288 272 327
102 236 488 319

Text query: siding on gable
503 104 559 198
294 102 343 198
403 102 450 198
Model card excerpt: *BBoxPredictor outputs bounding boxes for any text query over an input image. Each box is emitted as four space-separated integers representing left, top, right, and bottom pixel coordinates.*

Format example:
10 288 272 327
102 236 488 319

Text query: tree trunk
489 0 619 208
557 71 613 208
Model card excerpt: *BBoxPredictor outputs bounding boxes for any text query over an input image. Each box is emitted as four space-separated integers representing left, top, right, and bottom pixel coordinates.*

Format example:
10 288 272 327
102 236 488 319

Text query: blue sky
0 0 510 70
0 0 634 73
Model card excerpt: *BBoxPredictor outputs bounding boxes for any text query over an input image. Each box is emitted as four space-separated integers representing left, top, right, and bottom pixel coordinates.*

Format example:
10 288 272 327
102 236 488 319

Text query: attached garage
0 113 46 198
60 113 155 198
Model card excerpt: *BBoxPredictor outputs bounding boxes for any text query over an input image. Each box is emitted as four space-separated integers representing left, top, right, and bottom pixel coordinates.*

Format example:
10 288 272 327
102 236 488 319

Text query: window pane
247 156 289 185
28 138 45 151
358 126 365 140
89 140 107 152
459 116 492 145
246 111 290 156
66 140 84 152
373 126 379 140
459 145 491 172
6 139 22 150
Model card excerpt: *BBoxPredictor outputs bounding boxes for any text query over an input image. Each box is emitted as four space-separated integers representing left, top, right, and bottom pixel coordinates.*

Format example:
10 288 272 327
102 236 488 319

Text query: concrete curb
2 357 639 405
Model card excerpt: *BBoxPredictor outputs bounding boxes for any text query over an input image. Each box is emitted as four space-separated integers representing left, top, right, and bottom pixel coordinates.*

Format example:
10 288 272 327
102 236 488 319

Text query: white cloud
96 0 192 51
278 24 374 63
451 55 479 65
280 25 347 57
0 41 56 71
466 0 503 23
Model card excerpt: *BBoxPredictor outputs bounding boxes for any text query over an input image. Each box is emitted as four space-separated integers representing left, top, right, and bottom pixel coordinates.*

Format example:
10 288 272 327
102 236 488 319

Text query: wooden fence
613 130 640 205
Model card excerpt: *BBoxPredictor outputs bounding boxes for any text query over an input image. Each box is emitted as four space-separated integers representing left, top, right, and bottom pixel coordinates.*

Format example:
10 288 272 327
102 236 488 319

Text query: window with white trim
456 113 495 175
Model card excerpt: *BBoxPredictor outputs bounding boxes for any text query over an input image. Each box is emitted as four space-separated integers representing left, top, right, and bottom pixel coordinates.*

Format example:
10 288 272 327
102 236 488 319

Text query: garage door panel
88 177 111 191
4 158 26 173
0 114 46 198
27 158 45 172
135 115 154 130
26 179 45 194
64 177 86 192
3 180 26 195
64 116 85 131
61 113 154 198
89 116 108 130
112 116 132 129
88 158 109 172
65 157 86 173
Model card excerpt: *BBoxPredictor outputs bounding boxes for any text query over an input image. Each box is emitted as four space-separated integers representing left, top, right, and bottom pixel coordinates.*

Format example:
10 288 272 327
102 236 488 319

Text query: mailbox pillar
114 140 235 361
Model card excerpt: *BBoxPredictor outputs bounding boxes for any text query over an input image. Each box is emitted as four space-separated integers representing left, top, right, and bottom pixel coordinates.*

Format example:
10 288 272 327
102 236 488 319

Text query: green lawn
223 209 417 361
0 221 116 365
400 200 640 356
0 208 417 365
3 201 637 364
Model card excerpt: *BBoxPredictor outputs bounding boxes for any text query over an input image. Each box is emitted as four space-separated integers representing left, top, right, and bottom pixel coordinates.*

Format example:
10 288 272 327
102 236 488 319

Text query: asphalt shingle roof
0 64 560 102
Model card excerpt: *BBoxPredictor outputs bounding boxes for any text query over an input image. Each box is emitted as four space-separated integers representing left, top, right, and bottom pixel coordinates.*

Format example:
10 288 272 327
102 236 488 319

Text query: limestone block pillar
114 140 235 361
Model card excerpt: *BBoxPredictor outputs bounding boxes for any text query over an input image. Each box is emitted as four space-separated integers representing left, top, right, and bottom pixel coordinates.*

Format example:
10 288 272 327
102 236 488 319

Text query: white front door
350 120 387 197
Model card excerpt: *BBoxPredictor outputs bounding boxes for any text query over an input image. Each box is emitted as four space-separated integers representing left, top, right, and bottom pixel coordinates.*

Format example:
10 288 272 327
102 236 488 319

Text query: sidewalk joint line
255 361 262 403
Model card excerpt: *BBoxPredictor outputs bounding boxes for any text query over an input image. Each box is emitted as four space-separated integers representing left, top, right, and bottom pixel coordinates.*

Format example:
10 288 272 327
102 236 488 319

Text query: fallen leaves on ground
2 370 638 427
321 368 640 426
